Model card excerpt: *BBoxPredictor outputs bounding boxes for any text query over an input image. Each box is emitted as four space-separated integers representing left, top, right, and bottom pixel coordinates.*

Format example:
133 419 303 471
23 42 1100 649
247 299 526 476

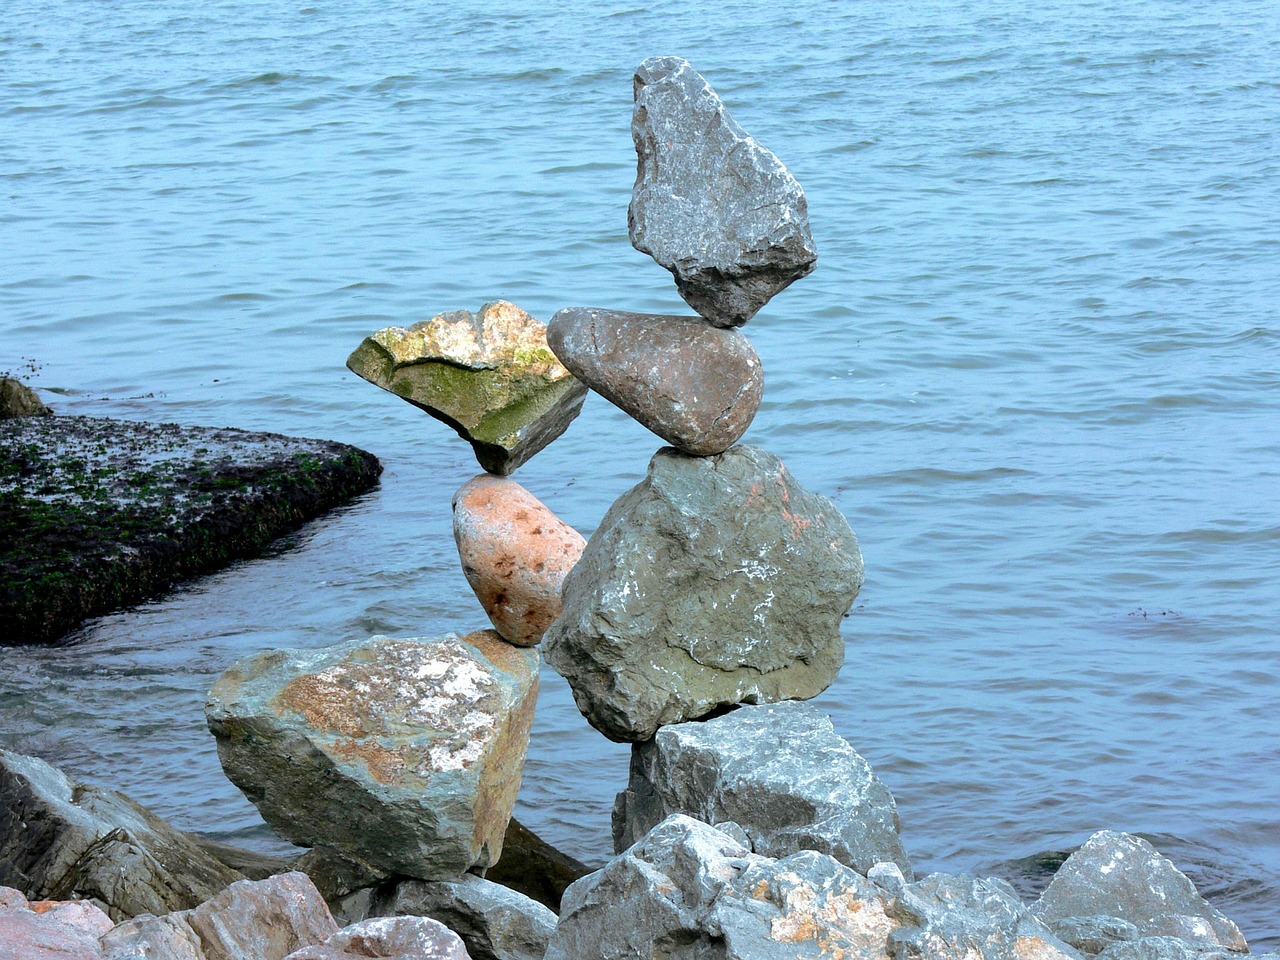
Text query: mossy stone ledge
1 415 382 645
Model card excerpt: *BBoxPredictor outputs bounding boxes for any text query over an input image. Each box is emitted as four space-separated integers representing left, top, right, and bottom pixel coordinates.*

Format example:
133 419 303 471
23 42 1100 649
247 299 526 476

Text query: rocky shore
2 57 1272 960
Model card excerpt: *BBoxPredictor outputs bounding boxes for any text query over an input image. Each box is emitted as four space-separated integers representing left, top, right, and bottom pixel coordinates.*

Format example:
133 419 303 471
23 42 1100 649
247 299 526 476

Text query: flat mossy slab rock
0 749 246 922
629 56 817 327
0 415 381 645
612 701 911 878
206 632 539 881
543 444 863 742
547 306 764 455
1032 831 1247 952
346 300 587 474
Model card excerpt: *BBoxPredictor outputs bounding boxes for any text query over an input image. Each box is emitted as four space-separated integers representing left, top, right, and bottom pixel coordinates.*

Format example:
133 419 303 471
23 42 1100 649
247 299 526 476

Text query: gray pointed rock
629 56 817 326
547 306 764 455
612 701 911 878
543 445 862 742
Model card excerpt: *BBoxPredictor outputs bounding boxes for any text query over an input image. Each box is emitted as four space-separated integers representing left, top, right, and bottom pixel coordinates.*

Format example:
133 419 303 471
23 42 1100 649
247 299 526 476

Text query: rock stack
541 54 893 854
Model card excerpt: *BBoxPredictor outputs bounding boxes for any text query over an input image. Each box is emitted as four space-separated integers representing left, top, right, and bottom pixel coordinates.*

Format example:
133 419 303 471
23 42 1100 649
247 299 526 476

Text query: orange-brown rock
452 475 586 646
206 633 539 881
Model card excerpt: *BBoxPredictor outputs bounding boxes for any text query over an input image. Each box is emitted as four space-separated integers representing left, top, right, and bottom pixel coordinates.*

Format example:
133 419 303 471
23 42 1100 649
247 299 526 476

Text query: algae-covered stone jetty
1 413 381 644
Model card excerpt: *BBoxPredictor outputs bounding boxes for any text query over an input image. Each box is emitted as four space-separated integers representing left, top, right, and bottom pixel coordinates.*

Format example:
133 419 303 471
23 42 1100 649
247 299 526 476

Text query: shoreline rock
0 415 382 645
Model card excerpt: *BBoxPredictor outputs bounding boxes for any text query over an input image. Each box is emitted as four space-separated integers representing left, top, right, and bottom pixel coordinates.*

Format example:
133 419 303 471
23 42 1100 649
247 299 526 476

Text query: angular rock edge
0 415 382 645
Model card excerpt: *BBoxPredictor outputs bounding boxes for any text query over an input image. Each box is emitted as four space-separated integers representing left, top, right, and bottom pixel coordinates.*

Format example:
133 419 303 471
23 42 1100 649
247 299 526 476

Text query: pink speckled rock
284 916 469 959
453 475 585 646
0 907 103 960
28 900 114 939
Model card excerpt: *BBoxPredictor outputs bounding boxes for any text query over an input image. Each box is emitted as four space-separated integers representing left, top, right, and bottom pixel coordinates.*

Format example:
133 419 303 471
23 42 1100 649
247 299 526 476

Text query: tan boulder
453 475 585 646
207 632 539 880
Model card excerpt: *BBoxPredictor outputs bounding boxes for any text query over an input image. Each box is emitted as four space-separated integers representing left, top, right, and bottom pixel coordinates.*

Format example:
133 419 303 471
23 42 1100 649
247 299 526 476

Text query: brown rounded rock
453 475 586 646
547 307 764 456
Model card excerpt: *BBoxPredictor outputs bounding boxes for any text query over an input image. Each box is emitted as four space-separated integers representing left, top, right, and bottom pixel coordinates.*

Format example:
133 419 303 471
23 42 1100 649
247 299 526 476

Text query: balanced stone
1032 832 1246 952
206 632 539 880
547 307 763 455
543 444 863 742
612 701 911 877
346 300 587 474
453 474 585 646
629 56 817 326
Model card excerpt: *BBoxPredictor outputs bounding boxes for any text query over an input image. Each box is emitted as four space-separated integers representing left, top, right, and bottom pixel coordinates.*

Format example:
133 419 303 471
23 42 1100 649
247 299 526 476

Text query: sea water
2 0 1277 946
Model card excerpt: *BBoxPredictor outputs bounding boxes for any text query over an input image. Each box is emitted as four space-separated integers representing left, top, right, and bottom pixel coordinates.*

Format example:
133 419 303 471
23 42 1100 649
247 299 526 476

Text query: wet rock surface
629 56 817 326
612 701 911 877
346 300 587 474
547 306 764 455
0 377 52 419
365 873 555 960
0 415 381 645
1033 832 1247 952
207 632 539 881
452 474 585 646
543 444 863 741
0 749 246 922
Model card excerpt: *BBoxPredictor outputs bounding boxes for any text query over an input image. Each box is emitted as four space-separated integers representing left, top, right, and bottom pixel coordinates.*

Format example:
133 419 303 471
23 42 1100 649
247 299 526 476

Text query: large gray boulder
206 631 539 880
549 814 1077 960
1032 832 1247 952
543 444 863 742
546 814 895 960
0 750 245 922
546 307 764 456
367 874 555 960
629 56 817 326
612 701 911 878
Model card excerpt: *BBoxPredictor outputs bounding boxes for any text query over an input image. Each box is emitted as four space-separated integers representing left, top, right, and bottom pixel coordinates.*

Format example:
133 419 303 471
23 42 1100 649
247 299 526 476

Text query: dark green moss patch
1 416 382 645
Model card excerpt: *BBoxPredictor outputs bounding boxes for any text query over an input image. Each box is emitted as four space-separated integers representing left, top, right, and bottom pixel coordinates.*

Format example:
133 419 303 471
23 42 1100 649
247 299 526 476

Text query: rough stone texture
0 907 104 960
206 632 539 880
1033 832 1247 952
101 872 338 960
629 56 817 326
367 873 555 960
27 900 115 939
890 873 1081 960
612 701 911 878
346 300 587 475
1047 915 1140 955
0 377 52 418
0 415 381 645
452 475 585 646
485 816 592 914
543 444 863 742
1094 937 1242 960
547 814 899 960
0 750 245 922
546 307 764 455
283 916 470 960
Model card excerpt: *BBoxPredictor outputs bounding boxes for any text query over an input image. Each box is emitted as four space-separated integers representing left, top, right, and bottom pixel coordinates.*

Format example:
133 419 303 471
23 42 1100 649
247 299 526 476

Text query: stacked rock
541 55 909 879
205 300 590 958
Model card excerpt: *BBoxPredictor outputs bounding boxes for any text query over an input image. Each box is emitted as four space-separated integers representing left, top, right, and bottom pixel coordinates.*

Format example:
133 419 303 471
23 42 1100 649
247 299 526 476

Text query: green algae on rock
0 415 382 645
346 300 587 475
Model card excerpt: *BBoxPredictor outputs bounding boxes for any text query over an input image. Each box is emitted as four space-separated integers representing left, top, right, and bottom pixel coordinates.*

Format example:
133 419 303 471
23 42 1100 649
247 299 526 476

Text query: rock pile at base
612 701 910 877
206 631 538 880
